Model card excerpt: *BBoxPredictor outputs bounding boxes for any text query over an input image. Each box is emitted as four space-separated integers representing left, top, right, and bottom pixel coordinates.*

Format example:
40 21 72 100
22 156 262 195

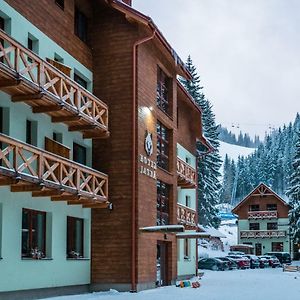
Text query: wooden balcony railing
248 210 278 219
240 230 286 239
177 157 196 188
177 203 197 228
0 29 108 138
0 133 108 208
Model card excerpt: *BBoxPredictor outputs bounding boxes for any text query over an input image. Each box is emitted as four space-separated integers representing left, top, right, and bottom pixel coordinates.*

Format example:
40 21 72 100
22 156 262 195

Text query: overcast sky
133 0 300 138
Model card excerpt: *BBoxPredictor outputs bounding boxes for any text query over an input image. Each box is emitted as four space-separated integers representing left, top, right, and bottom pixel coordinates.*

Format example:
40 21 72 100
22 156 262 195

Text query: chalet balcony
240 230 286 239
177 203 197 228
177 157 196 189
248 210 278 219
0 133 108 208
0 29 108 139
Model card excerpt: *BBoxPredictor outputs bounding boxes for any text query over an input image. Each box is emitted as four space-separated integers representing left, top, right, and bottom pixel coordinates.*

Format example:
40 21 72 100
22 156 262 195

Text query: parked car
198 258 229 271
259 255 281 268
258 256 269 268
244 255 260 269
227 255 250 269
215 257 238 270
264 252 291 264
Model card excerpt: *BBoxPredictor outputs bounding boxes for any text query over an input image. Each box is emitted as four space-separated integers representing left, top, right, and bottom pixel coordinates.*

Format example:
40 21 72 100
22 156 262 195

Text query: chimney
121 0 132 6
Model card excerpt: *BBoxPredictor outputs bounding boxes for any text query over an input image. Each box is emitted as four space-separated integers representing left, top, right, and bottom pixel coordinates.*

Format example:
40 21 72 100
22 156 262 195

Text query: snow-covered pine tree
286 131 300 243
181 56 222 228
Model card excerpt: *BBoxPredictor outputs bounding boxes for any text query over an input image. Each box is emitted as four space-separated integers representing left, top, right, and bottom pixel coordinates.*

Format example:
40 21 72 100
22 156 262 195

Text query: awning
176 232 211 239
139 225 184 233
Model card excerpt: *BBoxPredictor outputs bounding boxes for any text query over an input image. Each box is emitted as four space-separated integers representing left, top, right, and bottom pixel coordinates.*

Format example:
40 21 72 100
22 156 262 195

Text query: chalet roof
232 182 290 214
106 0 191 79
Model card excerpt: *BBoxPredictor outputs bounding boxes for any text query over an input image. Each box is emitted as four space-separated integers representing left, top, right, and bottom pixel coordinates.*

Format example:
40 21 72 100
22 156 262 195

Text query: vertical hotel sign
139 131 157 179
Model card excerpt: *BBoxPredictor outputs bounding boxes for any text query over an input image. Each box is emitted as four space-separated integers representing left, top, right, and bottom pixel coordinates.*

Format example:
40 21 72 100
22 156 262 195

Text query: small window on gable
266 204 277 211
55 0 64 10
249 204 259 212
75 7 88 43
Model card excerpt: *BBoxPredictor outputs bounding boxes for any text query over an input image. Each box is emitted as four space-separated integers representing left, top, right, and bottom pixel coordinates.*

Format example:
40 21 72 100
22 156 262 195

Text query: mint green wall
0 187 91 292
177 144 196 168
177 144 197 277
177 233 197 277
238 219 290 254
0 0 93 90
1 92 92 166
0 0 97 292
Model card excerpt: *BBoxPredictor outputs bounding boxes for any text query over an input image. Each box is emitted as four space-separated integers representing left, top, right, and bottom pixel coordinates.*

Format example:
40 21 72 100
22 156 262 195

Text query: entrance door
157 242 168 287
255 243 262 256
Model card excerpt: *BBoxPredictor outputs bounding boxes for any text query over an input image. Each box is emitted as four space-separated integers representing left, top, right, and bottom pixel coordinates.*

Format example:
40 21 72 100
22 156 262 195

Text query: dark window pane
74 73 88 89
249 223 260 230
157 121 169 170
267 223 278 230
67 216 84 258
266 204 277 211
55 0 64 9
249 205 259 211
75 7 88 43
156 67 171 115
157 180 170 225
73 143 86 165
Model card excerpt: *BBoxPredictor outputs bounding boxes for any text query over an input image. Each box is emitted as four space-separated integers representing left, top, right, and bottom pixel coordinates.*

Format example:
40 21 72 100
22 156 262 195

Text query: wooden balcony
0 29 108 139
240 230 286 239
177 203 197 228
177 157 196 188
0 133 108 208
248 210 278 220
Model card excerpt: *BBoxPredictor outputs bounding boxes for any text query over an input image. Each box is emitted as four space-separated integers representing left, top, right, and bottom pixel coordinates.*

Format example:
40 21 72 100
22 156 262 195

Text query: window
266 204 277 211
55 0 64 10
185 156 191 165
73 142 86 165
249 223 260 230
74 73 88 89
53 132 63 144
185 195 191 207
157 67 171 115
157 121 169 170
75 7 87 42
184 238 190 259
249 204 259 211
26 120 37 146
0 107 3 133
67 217 84 258
54 53 64 63
267 222 278 230
0 16 4 31
27 34 39 63
157 180 170 225
272 242 283 252
22 209 46 259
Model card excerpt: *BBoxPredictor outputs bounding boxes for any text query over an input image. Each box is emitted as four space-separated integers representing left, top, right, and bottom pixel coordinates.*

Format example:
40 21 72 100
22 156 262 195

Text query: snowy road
46 267 300 300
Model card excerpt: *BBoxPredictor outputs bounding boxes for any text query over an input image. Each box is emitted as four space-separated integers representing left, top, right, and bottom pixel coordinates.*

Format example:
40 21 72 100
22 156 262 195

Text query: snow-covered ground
44 265 300 300
218 219 238 252
219 141 255 162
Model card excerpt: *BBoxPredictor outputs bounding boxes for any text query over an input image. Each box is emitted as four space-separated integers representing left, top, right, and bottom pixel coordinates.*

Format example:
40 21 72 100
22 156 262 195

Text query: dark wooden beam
52 115 81 123
68 124 97 132
12 92 44 103
11 183 44 192
82 202 109 209
0 78 21 88
32 189 64 197
0 177 19 186
33 104 64 113
51 194 82 201
83 131 110 139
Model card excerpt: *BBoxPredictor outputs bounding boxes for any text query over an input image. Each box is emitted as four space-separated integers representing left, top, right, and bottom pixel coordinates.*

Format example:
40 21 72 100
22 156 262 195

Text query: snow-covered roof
198 225 227 238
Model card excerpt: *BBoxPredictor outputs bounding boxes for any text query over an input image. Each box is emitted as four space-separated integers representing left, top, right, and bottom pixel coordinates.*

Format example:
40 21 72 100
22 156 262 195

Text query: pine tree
181 56 222 228
287 132 300 242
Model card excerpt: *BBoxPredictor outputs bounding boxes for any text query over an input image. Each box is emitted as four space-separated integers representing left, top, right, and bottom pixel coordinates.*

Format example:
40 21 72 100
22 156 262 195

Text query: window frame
55 0 65 10
266 204 277 211
67 216 84 259
157 121 169 171
156 180 170 226
156 67 172 116
73 142 87 165
267 222 278 230
22 208 46 259
249 204 259 212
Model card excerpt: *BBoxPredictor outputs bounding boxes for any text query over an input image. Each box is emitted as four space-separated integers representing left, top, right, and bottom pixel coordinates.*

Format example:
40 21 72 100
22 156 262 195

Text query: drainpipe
131 29 156 292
